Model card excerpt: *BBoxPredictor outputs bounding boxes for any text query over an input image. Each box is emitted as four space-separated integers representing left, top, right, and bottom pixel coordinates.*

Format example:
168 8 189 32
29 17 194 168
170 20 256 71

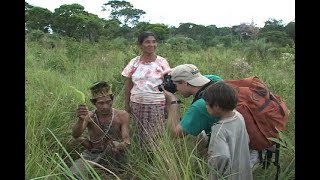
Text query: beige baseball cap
170 64 210 86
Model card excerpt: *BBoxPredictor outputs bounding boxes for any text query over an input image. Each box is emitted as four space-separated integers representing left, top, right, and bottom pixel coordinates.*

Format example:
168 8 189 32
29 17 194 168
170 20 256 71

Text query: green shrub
165 36 201 51
27 29 45 41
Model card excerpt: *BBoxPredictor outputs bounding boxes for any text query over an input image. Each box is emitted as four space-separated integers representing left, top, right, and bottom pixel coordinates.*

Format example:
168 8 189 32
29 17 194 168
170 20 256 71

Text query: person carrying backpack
225 76 290 177
162 64 288 171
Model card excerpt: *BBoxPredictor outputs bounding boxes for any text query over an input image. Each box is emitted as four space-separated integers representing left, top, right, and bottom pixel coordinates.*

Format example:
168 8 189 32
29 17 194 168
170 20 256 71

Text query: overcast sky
26 0 295 28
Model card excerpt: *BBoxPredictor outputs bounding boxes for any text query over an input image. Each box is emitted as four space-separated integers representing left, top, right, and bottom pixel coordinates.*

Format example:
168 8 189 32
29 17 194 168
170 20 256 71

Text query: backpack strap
192 80 216 104
258 97 271 112
274 142 280 180
270 94 286 116
261 142 281 180
190 80 217 147
257 91 286 117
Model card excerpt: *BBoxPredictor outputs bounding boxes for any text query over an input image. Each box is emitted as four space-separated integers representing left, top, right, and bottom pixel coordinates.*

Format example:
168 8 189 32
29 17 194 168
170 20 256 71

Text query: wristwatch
171 100 181 104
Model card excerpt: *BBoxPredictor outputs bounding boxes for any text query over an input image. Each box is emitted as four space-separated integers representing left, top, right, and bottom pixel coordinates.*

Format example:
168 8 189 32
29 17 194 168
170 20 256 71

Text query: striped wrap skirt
130 102 167 146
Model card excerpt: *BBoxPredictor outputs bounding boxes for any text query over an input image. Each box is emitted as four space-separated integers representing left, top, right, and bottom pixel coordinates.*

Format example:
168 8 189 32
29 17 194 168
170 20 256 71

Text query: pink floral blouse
121 56 171 104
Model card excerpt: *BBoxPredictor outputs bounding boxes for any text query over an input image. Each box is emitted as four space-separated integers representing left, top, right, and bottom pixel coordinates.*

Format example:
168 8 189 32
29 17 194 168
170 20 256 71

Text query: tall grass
26 37 295 179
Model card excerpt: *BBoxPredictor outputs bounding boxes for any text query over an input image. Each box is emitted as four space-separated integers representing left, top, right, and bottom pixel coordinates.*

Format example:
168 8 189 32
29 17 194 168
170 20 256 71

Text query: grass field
25 37 295 180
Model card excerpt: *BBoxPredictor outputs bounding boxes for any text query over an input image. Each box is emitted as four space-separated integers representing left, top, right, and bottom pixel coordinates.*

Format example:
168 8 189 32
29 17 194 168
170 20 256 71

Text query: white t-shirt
121 55 171 104
208 110 253 180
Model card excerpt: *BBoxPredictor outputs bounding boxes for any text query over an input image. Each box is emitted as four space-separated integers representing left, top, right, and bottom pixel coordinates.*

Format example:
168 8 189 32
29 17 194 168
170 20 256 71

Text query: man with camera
161 64 261 171
159 64 222 139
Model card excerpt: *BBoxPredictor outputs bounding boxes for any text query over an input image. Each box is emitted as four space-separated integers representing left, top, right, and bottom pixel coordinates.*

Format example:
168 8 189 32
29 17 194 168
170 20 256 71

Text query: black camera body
158 74 177 93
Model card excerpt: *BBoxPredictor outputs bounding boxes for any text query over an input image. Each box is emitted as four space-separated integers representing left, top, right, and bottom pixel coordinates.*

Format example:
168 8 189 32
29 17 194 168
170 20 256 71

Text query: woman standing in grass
121 31 171 147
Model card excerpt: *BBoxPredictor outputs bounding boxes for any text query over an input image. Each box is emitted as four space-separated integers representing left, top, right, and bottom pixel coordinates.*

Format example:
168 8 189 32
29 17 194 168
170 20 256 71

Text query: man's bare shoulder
114 109 130 123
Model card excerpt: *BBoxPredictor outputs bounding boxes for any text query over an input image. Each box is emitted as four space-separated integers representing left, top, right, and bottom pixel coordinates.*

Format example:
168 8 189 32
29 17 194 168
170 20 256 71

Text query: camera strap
192 80 216 104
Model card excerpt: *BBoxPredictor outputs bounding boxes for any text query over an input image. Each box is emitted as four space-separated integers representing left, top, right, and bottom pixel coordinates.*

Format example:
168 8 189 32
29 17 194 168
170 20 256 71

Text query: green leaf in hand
69 86 86 104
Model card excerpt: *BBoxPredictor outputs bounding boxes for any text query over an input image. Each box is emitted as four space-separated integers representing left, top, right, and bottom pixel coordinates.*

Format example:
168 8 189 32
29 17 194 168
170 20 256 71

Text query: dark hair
137 31 157 44
203 81 238 111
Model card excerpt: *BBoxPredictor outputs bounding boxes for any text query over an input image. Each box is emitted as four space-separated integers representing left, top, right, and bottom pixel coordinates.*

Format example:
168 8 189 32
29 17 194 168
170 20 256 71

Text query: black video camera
158 74 177 93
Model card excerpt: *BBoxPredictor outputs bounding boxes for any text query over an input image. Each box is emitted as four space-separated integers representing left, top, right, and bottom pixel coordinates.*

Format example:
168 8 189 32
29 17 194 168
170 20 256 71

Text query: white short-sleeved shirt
121 55 171 104
208 110 253 180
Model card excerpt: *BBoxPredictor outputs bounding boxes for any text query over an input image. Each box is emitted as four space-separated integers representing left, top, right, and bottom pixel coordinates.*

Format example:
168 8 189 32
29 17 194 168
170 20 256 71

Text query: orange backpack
225 76 289 150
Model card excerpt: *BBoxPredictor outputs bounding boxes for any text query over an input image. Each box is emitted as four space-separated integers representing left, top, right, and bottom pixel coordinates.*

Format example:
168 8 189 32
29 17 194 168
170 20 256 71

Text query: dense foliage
25 1 295 49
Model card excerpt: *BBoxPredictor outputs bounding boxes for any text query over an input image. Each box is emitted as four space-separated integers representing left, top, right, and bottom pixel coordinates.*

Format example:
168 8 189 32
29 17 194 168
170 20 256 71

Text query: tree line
25 0 295 48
